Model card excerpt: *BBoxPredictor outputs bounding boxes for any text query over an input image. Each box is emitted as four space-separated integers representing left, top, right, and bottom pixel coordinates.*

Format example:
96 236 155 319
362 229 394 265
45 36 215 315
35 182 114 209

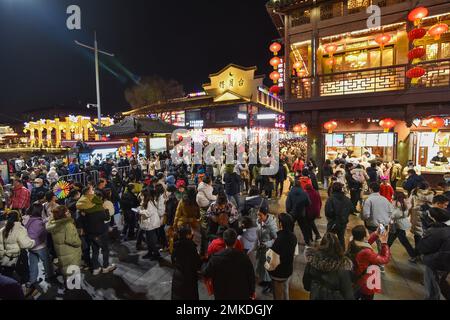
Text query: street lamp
75 32 114 129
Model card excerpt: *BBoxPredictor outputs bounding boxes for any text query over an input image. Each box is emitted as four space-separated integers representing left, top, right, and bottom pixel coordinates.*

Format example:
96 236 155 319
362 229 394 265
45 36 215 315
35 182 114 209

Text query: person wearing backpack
325 182 353 250
388 191 418 262
346 225 391 300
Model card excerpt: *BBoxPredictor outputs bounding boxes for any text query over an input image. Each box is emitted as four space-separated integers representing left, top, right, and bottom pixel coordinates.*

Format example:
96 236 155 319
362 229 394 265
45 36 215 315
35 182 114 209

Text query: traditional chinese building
267 0 450 184
123 64 284 144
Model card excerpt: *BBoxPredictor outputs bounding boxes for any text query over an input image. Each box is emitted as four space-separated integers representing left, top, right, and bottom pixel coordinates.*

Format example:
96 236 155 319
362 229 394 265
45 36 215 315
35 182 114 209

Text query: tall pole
94 32 102 129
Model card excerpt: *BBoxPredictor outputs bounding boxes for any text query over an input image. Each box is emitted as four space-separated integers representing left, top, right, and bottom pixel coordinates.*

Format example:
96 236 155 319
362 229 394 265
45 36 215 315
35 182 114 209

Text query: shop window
347 0 370 15
442 42 450 59
324 46 393 73
426 43 439 61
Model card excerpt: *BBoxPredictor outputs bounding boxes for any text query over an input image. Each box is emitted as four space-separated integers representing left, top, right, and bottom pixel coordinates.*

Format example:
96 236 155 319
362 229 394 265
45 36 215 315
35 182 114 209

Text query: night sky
0 0 279 121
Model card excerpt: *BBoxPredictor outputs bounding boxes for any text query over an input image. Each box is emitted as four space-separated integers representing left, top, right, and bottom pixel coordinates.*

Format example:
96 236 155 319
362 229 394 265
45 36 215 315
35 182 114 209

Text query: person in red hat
175 180 186 201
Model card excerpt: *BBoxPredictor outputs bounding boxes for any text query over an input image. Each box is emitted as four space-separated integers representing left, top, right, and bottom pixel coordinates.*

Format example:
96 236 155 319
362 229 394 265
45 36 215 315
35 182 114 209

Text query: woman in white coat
0 211 35 280
138 188 163 261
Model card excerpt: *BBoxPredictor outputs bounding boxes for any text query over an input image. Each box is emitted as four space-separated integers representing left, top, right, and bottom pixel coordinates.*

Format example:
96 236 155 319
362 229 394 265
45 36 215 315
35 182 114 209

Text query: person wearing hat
418 195 450 300
175 180 186 201
30 178 48 204
379 175 394 202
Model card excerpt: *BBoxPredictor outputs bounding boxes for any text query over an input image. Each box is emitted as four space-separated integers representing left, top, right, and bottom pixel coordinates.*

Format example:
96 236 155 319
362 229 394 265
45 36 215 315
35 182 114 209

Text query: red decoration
269 71 281 84
270 56 281 70
379 118 396 133
269 85 280 96
293 124 302 133
428 23 449 41
408 7 428 26
408 28 427 41
406 66 426 79
325 58 335 66
426 117 445 133
408 47 426 60
324 44 338 57
101 136 108 142
269 42 282 56
323 121 338 134
375 34 391 49
132 137 139 143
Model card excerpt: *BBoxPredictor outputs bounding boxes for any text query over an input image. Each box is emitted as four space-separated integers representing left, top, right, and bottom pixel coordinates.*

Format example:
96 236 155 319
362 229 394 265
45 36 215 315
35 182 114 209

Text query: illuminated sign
257 114 277 120
187 120 204 128
238 113 247 120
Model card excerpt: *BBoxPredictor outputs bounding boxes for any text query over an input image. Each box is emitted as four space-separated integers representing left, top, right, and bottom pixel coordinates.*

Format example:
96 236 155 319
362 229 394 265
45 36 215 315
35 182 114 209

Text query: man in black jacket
269 213 297 300
204 229 255 300
275 161 287 198
418 195 450 300
286 180 311 245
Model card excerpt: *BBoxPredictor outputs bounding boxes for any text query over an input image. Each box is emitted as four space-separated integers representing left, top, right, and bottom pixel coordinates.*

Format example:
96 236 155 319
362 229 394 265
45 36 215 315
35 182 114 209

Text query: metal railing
290 58 450 99
58 170 99 186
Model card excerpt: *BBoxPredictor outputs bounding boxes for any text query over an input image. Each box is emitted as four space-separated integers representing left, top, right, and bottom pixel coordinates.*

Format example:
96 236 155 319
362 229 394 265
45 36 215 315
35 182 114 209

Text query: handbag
264 248 280 271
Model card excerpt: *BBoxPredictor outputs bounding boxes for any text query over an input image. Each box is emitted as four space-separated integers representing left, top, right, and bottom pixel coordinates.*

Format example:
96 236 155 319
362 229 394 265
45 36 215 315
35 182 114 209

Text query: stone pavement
31 186 441 300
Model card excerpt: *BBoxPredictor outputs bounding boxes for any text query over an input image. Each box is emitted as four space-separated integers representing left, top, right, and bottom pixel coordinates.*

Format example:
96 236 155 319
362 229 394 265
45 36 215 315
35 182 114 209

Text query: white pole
94 31 102 129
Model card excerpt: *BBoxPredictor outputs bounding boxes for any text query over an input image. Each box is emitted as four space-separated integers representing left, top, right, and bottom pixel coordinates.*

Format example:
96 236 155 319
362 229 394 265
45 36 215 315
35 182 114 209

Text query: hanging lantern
325 58 335 66
132 136 139 144
102 136 108 142
375 33 391 49
408 7 429 26
428 23 449 41
270 56 281 69
293 124 302 133
269 85 280 96
293 61 302 71
379 118 396 133
324 44 338 57
406 66 426 79
426 117 445 133
408 47 426 61
324 120 338 134
408 28 427 41
269 42 282 56
269 71 281 84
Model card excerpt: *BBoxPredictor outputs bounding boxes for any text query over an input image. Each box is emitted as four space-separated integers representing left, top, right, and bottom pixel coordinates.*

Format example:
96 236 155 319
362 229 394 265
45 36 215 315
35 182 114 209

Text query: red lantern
270 56 281 70
408 47 426 61
375 33 391 49
269 85 280 96
428 23 449 41
406 66 426 79
324 121 338 134
269 71 281 84
101 136 108 142
270 42 282 56
324 44 338 57
293 124 302 133
426 117 445 133
408 28 427 41
408 7 429 26
132 137 139 144
293 61 302 70
379 118 396 133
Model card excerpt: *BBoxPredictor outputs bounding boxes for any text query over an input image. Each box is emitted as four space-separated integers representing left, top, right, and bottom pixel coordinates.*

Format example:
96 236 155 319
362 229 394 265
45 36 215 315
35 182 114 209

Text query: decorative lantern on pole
375 33 391 50
269 42 282 56
426 117 445 133
428 23 449 41
324 121 338 134
270 56 281 70
269 85 280 96
407 7 429 85
408 7 429 27
269 71 281 84
379 118 396 133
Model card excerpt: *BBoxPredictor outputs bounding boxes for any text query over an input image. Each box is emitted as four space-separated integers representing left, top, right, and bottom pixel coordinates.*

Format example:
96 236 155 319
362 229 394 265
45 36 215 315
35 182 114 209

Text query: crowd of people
0 150 448 301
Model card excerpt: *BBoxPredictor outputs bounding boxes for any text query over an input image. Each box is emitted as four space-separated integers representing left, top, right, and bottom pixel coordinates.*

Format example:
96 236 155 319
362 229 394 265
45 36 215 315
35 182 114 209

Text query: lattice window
320 1 344 21
347 0 370 14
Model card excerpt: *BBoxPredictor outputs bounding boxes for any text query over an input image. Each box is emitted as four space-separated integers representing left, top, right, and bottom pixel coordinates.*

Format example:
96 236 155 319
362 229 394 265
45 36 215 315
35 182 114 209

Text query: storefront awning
94 116 181 136
61 140 126 149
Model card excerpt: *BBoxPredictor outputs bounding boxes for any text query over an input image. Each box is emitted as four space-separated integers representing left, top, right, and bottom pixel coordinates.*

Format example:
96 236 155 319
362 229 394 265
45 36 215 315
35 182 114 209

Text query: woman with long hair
138 188 162 260
303 232 354 300
0 211 35 281
388 191 417 262
409 182 434 252
154 184 168 251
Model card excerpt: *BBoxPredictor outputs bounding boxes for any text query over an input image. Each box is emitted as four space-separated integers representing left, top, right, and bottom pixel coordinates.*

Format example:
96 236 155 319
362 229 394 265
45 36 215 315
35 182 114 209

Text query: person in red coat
346 225 391 300
305 184 322 241
379 176 394 202
207 227 244 258
299 169 313 191
292 157 305 175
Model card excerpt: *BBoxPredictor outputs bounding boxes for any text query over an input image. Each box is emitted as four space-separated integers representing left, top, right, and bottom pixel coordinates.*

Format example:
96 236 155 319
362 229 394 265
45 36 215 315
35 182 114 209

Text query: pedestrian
409 182 434 253
171 225 202 300
345 163 362 213
390 160 402 190
46 206 82 281
292 157 304 174
299 168 313 190
346 225 391 300
274 160 287 198
43 191 58 220
255 206 278 294
196 176 216 257
30 178 48 205
366 162 379 185
385 191 417 262
302 232 354 300
403 169 425 196
417 195 450 300
207 226 244 257
238 216 258 268
204 228 256 300
223 164 241 209
304 184 322 242
120 184 140 240
379 176 394 202
322 159 334 190
9 179 31 214
362 182 393 254
286 179 312 245
206 192 239 238
267 213 297 300
242 186 268 223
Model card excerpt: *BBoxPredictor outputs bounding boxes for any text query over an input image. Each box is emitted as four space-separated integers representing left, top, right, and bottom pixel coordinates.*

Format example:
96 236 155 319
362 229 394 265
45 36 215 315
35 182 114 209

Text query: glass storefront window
426 43 439 61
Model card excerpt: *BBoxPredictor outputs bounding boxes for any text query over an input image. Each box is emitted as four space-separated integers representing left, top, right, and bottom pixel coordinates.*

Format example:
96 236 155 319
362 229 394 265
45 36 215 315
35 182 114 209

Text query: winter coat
46 217 81 275
0 222 35 266
196 182 217 208
303 249 354 300
269 230 297 279
366 167 378 183
286 186 311 219
391 202 412 231
207 238 244 258
380 184 394 202
171 238 202 300
323 164 333 177
305 187 322 219
347 233 390 296
24 216 47 250
409 189 434 236
242 195 268 218
165 193 178 227
390 163 402 181
223 172 240 196
403 174 425 193
325 191 353 231
256 214 278 282
31 186 48 204
139 200 163 231
275 164 287 181
418 220 450 272
309 171 320 191
292 159 304 174
204 248 256 300
299 176 313 191
238 227 257 253
362 193 393 228
173 200 200 229
120 191 140 213
46 169 59 185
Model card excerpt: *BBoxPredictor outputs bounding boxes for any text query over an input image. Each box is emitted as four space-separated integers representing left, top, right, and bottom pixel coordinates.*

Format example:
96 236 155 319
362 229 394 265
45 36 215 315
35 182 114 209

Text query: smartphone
132 208 139 213
379 224 386 235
